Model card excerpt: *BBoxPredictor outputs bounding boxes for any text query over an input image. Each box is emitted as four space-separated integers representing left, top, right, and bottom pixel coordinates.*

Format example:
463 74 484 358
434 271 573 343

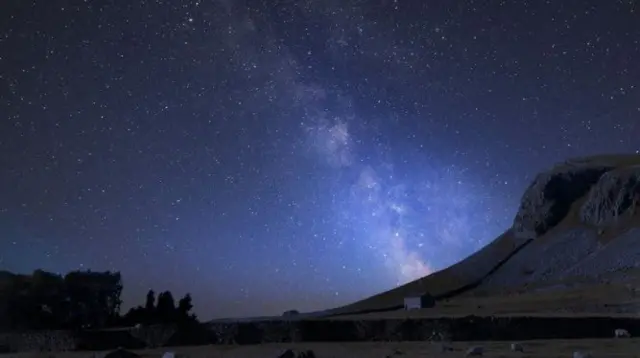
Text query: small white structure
403 293 435 310
465 346 484 357
614 328 631 338
510 342 524 352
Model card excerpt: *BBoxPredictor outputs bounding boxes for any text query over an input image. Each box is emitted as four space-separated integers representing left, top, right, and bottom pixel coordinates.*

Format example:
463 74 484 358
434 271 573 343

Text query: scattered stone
385 349 404 358
277 349 295 358
573 351 593 358
296 350 315 358
439 342 454 352
614 328 631 338
465 346 484 357
510 342 524 352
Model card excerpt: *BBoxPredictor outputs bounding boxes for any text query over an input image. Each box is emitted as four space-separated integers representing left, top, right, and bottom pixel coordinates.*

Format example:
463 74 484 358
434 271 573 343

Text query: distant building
403 293 435 310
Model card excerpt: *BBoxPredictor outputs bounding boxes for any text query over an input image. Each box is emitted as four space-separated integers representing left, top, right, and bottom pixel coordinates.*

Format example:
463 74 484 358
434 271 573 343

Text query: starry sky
1 0 639 320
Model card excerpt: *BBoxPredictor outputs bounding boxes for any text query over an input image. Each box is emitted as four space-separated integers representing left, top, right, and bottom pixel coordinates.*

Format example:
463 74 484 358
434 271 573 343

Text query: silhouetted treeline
0 269 199 332
120 289 197 326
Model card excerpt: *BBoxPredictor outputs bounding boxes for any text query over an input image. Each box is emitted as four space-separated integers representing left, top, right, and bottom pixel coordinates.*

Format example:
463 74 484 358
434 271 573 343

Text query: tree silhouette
144 289 156 322
156 291 176 323
177 293 193 316
0 269 123 330
145 290 156 311
0 269 201 330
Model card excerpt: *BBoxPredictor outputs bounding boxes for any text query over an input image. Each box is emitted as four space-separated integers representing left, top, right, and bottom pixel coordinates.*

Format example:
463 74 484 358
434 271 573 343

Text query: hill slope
327 229 527 315
328 154 640 316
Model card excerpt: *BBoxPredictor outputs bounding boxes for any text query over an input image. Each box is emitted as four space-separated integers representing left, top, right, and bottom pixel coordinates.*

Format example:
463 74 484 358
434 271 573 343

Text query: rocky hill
328 154 640 316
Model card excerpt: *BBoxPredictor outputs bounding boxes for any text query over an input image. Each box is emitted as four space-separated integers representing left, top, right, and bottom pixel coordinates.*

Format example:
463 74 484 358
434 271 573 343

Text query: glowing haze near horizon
1 1 640 319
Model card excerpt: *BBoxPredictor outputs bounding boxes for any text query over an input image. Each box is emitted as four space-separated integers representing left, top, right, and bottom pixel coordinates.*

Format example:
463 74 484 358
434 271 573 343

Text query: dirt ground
4 339 640 358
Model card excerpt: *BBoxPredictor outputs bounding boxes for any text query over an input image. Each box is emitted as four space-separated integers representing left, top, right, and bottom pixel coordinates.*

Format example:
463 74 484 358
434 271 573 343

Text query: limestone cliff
334 154 640 314
483 154 640 289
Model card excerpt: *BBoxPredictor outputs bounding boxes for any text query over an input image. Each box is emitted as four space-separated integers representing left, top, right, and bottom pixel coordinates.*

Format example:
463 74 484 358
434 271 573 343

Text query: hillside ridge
329 154 640 316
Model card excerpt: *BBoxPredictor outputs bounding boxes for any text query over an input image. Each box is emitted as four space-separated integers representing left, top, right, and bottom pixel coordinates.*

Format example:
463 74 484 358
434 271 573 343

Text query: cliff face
511 159 612 240
333 154 640 314
483 155 640 290
513 154 640 239
580 165 640 227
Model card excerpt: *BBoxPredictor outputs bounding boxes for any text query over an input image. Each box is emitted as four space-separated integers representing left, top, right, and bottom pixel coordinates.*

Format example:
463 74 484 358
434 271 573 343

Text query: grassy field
4 339 640 358
329 266 640 320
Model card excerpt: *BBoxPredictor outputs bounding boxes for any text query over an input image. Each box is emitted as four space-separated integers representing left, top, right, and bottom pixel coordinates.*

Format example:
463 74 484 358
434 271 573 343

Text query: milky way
1 1 640 319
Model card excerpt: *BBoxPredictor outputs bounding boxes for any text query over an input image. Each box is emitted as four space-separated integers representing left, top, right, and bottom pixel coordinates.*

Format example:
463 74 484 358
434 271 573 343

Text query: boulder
465 345 484 356
580 166 640 227
512 158 613 240
277 349 295 358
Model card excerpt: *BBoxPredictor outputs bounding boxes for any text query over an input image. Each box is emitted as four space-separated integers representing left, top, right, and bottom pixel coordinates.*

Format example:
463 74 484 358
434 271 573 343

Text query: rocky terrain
8 339 640 358
328 154 640 316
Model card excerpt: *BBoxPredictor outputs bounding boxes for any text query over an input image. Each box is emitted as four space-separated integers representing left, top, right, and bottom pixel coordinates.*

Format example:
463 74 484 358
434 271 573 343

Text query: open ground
3 339 640 358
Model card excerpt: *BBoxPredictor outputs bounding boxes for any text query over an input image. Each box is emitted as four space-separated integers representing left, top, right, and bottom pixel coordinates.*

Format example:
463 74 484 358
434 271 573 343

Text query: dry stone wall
4 316 640 352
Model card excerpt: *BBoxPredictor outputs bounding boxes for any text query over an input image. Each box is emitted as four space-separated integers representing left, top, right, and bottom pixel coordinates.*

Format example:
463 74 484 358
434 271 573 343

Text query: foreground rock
465 346 484 356
614 328 631 338
510 342 524 352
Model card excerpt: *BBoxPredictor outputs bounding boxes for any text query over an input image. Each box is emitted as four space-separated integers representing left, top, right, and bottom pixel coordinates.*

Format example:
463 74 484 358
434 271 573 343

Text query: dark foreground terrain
6 155 640 356
2 314 640 352
2 339 640 358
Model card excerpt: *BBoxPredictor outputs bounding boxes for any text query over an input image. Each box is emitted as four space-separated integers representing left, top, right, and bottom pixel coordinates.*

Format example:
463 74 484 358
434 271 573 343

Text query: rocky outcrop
476 156 640 291
580 165 640 227
512 158 613 240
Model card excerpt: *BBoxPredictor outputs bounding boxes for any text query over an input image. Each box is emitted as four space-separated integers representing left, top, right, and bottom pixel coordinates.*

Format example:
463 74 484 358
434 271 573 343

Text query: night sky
1 1 639 319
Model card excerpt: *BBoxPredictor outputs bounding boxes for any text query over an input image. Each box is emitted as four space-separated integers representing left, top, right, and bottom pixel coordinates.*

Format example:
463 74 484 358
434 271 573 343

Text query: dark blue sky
1 0 639 319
